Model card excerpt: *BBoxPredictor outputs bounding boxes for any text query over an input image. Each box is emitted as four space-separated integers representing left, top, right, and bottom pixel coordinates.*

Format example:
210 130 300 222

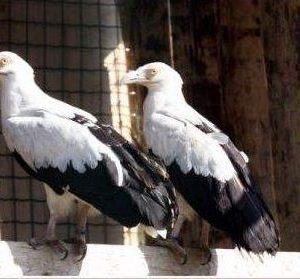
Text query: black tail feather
226 178 280 254
168 163 280 255
111 145 178 229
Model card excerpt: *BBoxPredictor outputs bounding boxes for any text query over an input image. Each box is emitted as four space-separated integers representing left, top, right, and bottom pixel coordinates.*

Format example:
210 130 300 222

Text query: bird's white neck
1 74 43 121
143 81 186 117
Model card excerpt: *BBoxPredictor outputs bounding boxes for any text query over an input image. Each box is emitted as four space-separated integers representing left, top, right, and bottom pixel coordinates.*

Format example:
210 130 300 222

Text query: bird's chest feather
1 85 23 121
143 92 166 117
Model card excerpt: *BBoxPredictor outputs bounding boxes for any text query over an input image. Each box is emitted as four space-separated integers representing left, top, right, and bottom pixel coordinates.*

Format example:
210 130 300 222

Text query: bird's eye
151 69 158 74
147 68 159 77
145 67 160 79
0 58 10 66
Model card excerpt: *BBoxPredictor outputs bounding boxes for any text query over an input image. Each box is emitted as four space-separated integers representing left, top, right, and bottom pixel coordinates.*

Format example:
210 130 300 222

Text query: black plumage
160 121 280 254
121 61 280 256
13 115 178 230
165 139 280 254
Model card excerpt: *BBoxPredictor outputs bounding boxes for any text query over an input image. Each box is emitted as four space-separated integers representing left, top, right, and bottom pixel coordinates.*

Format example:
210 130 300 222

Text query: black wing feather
84 117 178 227
12 114 178 230
168 121 280 254
196 123 254 189
168 162 279 254
73 114 170 184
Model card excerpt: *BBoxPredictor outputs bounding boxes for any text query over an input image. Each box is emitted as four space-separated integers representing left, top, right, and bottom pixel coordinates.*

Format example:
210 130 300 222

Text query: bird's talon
169 240 188 265
46 240 69 260
149 237 188 265
60 250 69 261
74 240 87 262
28 238 69 260
180 252 188 265
28 237 45 250
198 247 211 265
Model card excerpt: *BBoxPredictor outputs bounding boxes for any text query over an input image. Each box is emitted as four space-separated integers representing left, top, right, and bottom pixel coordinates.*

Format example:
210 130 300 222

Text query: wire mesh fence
0 0 134 244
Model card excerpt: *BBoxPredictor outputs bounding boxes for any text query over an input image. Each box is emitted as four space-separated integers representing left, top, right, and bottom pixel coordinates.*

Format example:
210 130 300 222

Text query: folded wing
5 110 177 229
145 109 279 254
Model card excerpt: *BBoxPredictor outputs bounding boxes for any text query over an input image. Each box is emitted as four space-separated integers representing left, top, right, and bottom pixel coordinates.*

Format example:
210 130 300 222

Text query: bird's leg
45 214 69 259
199 219 210 247
151 214 188 264
169 214 186 240
28 214 68 260
197 219 211 265
28 215 55 248
73 202 90 261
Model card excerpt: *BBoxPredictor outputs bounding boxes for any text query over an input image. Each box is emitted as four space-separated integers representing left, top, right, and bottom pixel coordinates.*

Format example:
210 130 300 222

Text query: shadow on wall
0 0 136 246
4 240 300 276
2 241 218 276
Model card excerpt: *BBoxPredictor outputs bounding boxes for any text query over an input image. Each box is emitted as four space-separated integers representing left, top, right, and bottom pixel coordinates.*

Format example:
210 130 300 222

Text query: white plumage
0 51 103 258
144 112 236 182
3 111 123 185
126 62 237 182
122 62 279 255
0 53 123 185
0 52 180 260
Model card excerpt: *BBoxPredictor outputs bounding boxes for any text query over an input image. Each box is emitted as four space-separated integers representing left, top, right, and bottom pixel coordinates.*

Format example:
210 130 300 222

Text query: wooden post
262 0 300 251
219 0 277 217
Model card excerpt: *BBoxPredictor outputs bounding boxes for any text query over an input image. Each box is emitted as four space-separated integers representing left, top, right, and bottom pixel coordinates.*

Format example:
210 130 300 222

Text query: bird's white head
122 62 183 90
0 51 34 82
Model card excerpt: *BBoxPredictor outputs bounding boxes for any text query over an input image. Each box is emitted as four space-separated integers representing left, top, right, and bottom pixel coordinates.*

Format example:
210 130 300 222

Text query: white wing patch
144 113 236 182
3 112 123 186
207 132 229 145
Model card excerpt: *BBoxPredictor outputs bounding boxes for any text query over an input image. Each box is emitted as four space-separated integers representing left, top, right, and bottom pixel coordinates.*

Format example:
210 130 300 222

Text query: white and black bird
122 62 280 257
0 52 183 261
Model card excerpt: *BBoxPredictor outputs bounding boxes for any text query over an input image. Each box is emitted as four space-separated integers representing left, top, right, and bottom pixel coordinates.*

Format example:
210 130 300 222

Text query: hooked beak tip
121 71 138 85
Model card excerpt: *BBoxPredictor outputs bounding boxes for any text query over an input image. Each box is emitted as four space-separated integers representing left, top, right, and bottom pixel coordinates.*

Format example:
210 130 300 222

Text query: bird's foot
28 237 69 260
74 239 87 262
46 240 69 260
197 246 211 265
65 237 87 262
150 236 188 265
28 237 46 250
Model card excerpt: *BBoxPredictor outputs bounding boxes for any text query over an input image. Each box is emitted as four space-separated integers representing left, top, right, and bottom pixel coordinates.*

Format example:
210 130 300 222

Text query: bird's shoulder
70 113 127 147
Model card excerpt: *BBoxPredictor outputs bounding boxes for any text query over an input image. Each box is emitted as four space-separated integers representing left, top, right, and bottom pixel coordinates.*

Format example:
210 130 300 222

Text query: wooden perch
0 241 299 277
